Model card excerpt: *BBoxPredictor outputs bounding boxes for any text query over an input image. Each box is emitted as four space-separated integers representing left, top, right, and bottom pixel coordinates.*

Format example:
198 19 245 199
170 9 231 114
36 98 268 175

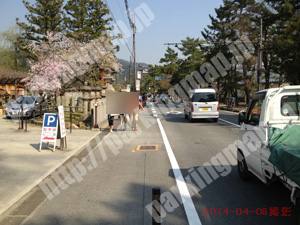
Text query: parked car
237 85 300 204
5 96 48 119
184 89 219 122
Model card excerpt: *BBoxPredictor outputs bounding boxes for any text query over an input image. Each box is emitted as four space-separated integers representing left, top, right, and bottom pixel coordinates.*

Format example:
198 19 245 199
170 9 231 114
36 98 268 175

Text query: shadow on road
168 165 300 225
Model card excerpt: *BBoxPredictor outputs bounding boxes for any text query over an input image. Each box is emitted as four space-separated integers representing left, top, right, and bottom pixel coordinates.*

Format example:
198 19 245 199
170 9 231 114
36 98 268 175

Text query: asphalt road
21 102 300 225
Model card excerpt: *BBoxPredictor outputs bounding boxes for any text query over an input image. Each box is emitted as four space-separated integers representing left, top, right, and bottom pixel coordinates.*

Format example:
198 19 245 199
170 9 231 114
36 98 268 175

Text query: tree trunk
244 79 251 104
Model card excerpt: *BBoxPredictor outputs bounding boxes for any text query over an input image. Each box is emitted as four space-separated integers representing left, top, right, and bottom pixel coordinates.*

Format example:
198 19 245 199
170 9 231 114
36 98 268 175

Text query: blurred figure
107 114 117 132
131 101 145 131
142 93 147 108
120 114 130 131
231 96 236 107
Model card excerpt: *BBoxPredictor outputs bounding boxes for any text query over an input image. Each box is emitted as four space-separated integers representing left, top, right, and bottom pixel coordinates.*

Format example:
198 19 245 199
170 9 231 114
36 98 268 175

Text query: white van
184 89 219 122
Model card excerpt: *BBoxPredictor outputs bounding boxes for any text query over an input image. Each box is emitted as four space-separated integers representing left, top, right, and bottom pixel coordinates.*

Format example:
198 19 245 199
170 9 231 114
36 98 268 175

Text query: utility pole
124 0 137 92
133 14 136 92
129 56 132 90
257 18 263 91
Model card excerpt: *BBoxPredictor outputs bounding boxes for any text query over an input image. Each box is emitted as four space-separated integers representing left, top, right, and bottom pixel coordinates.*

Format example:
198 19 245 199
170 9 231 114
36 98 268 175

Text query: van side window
246 99 263 126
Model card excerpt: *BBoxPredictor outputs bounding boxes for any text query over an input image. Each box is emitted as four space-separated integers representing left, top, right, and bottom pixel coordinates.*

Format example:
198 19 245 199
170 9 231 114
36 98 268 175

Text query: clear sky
0 0 224 65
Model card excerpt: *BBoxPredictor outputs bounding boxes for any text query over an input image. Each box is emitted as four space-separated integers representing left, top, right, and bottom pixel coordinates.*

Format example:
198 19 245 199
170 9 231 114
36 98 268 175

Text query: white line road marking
218 118 241 128
157 119 202 225
220 109 240 115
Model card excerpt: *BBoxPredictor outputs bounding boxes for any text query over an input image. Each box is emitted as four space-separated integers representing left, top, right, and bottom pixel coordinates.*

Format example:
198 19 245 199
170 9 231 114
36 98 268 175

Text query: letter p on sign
47 116 55 126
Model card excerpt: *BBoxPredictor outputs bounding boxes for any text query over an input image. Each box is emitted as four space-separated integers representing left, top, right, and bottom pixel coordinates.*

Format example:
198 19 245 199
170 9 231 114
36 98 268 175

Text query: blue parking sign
40 113 59 152
43 114 58 127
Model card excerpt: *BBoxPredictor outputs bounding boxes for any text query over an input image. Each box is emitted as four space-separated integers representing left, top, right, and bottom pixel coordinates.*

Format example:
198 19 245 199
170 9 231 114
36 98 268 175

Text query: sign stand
58 106 67 150
39 113 58 152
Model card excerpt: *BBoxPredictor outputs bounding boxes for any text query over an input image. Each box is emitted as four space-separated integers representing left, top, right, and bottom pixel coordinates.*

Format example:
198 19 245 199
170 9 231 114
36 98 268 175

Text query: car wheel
189 113 194 123
238 157 249 181
213 118 218 122
32 110 36 118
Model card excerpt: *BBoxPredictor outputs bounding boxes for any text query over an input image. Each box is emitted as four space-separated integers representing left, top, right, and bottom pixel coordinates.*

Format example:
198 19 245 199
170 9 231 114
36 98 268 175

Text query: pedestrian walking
107 114 116 132
231 96 236 107
142 94 147 108
120 114 130 131
131 101 145 131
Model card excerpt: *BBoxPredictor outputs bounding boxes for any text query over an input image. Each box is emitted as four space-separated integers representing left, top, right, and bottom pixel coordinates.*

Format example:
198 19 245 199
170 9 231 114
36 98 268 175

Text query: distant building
0 67 27 105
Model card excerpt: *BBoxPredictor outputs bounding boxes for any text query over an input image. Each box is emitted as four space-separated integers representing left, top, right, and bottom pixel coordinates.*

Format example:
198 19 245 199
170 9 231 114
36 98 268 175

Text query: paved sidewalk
0 115 103 216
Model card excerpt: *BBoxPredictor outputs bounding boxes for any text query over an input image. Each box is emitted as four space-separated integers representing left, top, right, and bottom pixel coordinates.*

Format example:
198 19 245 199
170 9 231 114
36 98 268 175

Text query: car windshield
15 96 35 104
193 93 217 102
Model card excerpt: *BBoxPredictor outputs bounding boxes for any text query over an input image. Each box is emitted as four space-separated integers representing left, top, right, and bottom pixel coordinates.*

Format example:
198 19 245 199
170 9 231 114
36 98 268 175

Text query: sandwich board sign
58 106 67 150
40 113 58 152
58 106 66 138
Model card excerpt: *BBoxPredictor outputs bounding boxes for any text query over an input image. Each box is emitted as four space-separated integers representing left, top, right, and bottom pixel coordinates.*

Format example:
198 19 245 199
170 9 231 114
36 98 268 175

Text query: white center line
157 119 202 225
218 118 241 128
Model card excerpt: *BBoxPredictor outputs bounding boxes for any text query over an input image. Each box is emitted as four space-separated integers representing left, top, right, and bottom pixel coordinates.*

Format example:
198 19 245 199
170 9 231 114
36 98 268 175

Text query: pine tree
64 0 113 42
266 0 300 84
159 47 181 85
202 0 259 104
17 0 64 42
64 0 90 42
177 37 205 74
87 0 113 39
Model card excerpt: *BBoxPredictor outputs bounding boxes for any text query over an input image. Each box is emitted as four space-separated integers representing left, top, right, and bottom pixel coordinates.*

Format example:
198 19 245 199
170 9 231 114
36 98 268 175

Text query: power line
116 0 128 25
104 0 133 57
124 0 137 92
124 0 135 31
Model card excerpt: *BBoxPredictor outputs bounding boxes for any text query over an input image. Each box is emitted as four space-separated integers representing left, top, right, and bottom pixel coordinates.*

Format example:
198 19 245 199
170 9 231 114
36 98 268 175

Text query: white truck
237 85 300 204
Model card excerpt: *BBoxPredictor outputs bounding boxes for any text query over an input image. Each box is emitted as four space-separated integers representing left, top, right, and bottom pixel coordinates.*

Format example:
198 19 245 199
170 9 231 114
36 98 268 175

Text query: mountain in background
117 58 149 79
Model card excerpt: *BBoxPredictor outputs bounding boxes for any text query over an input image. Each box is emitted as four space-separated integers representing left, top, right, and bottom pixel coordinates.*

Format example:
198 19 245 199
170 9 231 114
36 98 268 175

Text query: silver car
160 94 169 104
5 96 48 119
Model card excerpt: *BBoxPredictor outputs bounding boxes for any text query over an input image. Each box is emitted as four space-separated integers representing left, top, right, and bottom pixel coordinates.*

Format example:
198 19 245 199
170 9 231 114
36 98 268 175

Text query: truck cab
237 85 300 204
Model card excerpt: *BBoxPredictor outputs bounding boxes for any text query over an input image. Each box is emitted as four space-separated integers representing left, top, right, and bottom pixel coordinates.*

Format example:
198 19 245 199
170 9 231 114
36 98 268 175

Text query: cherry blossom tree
22 32 122 92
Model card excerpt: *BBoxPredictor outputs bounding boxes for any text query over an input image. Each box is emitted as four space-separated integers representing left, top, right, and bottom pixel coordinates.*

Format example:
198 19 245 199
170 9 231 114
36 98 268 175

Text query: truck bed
268 125 300 186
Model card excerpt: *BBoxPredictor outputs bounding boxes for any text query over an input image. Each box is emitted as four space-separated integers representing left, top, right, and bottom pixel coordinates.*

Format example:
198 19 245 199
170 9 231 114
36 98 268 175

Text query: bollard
152 188 161 224
18 107 21 130
40 105 42 118
93 103 99 128
18 100 24 130
70 110 72 134
21 100 24 129
25 112 27 132
90 108 93 130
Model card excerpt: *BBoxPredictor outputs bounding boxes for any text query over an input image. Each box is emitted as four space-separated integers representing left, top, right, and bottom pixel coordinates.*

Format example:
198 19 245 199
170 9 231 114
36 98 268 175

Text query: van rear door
192 92 218 112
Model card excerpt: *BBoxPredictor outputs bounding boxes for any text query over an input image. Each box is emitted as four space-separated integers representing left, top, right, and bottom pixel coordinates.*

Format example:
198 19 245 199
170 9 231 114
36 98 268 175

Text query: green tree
266 0 300 84
64 0 113 42
256 2 279 89
17 0 64 43
0 26 27 71
141 65 166 94
202 0 259 104
159 47 180 85
177 37 205 76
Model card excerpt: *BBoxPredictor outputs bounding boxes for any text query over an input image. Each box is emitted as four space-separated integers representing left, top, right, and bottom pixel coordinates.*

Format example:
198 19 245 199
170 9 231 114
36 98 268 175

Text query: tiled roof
0 67 28 82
